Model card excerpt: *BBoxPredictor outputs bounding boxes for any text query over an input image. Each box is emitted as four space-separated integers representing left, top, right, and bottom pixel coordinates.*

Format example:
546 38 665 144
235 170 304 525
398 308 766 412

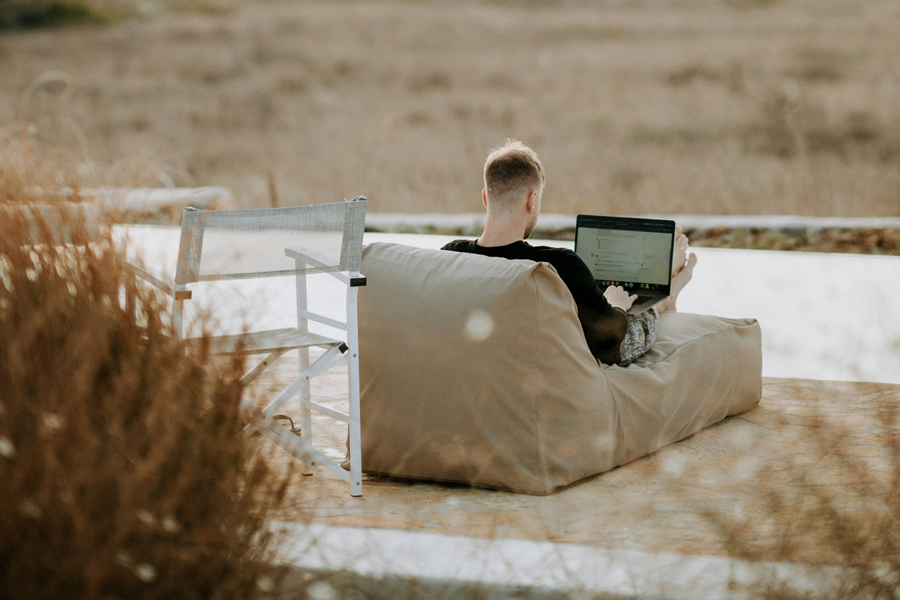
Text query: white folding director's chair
130 198 367 496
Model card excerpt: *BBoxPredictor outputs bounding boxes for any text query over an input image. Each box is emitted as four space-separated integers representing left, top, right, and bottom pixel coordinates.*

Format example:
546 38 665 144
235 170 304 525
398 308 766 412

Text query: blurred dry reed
704 403 900 599
0 149 289 599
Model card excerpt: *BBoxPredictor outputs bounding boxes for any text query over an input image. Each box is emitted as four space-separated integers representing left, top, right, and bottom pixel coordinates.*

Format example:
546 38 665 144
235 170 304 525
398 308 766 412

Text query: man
442 139 697 366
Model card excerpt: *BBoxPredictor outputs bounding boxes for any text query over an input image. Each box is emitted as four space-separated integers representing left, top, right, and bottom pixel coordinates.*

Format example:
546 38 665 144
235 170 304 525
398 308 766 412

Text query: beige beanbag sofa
358 242 761 495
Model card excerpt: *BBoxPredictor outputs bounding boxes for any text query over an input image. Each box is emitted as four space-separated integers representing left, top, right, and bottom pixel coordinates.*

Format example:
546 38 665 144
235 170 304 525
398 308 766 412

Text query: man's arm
549 252 632 364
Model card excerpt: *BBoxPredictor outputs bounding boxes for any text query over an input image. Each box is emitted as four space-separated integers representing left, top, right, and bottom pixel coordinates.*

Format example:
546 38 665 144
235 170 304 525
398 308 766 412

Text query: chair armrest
285 246 365 286
284 245 339 271
128 262 189 299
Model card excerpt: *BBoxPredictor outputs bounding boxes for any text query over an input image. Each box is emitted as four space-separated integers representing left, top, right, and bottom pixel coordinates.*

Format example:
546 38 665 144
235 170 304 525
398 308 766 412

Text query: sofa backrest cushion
358 242 610 493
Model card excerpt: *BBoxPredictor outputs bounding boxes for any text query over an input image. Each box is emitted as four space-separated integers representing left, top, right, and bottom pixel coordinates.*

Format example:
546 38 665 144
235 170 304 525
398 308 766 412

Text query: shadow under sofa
357 242 762 495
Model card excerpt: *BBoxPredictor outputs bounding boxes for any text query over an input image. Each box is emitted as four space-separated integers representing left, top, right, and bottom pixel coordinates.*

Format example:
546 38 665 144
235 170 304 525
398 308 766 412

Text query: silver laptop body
574 215 676 315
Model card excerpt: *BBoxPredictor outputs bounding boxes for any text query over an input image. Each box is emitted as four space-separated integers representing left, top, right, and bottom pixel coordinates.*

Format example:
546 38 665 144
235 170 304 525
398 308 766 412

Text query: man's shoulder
439 240 586 273
441 239 476 252
523 245 594 284
523 244 583 265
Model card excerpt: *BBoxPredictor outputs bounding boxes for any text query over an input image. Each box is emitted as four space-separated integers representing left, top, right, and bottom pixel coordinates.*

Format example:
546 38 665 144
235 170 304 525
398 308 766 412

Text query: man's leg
672 226 689 277
659 251 697 313
617 307 659 366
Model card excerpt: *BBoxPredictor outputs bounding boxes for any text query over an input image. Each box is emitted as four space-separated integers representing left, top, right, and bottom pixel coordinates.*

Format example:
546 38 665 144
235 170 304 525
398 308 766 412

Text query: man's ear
482 188 488 210
526 189 537 214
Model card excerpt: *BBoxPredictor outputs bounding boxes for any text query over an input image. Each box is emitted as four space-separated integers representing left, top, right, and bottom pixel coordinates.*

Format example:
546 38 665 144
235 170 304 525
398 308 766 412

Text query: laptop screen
575 216 675 293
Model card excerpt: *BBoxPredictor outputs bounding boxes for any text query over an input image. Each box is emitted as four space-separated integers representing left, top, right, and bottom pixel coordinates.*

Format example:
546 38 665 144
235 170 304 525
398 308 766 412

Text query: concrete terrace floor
120 227 900 597
263 364 899 562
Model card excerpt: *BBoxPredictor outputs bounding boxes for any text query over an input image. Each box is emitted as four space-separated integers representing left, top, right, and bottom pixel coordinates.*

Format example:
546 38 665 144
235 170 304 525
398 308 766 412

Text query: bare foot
660 252 697 313
671 226 689 277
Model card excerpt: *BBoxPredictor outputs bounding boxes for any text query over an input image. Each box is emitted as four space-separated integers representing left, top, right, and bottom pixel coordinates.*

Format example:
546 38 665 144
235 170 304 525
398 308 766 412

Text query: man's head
482 139 545 238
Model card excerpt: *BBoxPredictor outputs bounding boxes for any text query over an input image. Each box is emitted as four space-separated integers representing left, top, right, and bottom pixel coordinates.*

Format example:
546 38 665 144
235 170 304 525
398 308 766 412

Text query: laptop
574 215 676 315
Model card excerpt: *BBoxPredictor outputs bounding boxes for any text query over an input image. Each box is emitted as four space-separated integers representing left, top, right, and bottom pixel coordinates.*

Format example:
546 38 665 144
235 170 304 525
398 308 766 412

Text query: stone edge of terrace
366 213 900 253
366 212 900 235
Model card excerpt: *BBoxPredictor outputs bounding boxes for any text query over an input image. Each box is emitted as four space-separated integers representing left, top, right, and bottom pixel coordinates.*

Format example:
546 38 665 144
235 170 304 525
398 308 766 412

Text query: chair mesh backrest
174 200 367 284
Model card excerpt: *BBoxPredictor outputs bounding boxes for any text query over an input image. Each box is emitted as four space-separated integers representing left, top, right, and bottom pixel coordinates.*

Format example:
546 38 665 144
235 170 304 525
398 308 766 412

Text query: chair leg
294 268 316 476
173 297 184 340
348 351 362 497
298 346 314 476
347 286 363 497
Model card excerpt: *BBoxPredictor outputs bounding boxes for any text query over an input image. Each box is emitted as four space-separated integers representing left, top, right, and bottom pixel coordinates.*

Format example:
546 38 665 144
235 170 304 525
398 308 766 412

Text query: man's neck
477 223 526 248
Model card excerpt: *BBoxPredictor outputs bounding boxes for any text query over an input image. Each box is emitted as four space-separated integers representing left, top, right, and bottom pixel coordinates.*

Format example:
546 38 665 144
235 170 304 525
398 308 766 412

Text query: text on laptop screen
575 226 671 286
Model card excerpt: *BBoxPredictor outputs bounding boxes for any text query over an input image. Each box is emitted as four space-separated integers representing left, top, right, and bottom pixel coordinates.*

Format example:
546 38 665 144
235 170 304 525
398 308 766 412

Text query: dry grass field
1 0 899 216
0 153 291 598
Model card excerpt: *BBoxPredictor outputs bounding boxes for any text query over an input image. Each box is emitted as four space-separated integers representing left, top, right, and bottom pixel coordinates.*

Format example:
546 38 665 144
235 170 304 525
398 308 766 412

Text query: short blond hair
483 139 545 210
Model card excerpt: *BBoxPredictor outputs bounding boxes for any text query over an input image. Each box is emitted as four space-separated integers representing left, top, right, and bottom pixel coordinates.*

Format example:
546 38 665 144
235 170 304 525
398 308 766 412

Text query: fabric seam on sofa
612 318 760 371
529 267 545 490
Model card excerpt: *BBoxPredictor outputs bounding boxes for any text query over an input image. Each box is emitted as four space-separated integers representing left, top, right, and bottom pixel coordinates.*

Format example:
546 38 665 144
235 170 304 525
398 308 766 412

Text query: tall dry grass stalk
0 151 289 599
705 404 900 599
0 143 80 205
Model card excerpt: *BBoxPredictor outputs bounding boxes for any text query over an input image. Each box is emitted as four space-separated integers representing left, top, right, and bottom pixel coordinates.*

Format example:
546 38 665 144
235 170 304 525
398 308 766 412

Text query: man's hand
603 285 637 311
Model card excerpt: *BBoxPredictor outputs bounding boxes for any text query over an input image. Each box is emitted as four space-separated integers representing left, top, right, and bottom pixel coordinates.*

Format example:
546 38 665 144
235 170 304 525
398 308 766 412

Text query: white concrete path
271 523 849 600
119 227 900 385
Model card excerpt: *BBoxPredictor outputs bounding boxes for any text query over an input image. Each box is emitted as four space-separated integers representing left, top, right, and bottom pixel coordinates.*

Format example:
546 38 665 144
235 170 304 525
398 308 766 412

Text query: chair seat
191 327 343 355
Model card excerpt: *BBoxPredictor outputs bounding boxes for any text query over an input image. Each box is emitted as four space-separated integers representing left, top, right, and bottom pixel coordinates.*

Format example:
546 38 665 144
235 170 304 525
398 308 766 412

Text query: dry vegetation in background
0 151 290 599
0 0 899 216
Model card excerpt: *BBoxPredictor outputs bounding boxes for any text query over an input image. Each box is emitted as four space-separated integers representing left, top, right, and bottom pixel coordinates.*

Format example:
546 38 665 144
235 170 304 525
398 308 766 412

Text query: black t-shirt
442 239 628 365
